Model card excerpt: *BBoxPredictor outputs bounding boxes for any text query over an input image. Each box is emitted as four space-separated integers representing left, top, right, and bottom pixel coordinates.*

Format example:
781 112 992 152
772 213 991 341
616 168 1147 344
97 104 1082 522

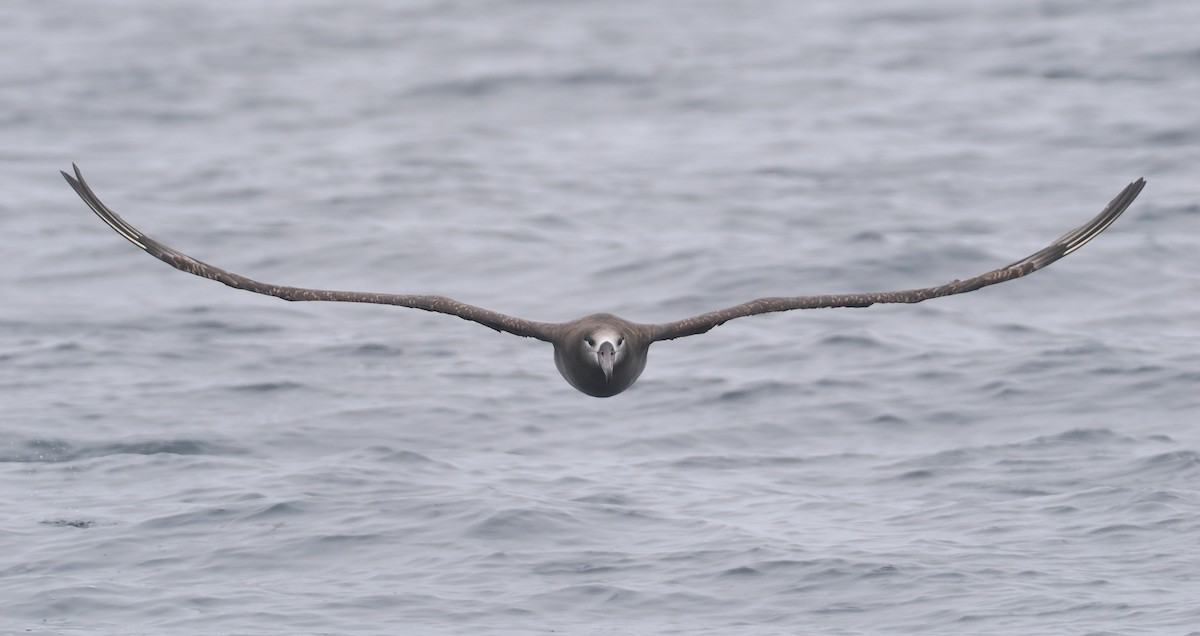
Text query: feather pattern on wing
62 165 558 342
648 178 1145 341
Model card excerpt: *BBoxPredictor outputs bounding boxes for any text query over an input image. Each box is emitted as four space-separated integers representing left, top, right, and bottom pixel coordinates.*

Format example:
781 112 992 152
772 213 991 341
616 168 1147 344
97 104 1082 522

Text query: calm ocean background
2 1 1199 634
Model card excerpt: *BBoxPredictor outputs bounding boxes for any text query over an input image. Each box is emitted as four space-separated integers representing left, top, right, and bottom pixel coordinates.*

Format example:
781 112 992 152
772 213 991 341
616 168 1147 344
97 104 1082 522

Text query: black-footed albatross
62 165 1145 397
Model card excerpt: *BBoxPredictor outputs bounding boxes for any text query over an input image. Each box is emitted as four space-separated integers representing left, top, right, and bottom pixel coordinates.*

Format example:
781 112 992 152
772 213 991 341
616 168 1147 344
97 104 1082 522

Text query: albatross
62 165 1145 397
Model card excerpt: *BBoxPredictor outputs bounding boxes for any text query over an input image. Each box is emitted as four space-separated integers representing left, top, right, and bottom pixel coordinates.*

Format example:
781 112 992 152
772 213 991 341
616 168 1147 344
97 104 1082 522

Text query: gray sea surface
2 1 1199 634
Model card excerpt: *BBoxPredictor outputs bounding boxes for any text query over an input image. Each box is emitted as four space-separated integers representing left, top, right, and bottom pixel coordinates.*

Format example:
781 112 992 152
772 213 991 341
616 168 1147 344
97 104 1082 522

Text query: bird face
582 329 626 383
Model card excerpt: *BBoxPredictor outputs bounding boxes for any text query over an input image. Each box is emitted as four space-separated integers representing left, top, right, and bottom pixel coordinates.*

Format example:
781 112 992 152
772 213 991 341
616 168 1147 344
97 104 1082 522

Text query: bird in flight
63 165 1144 397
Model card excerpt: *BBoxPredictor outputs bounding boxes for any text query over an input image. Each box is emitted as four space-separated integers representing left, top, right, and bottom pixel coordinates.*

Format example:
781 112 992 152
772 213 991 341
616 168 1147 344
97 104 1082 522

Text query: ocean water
2 1 1199 634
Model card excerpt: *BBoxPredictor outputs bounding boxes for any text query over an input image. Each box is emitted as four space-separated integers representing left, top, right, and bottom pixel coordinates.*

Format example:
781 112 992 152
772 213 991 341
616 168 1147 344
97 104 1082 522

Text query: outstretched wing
63 164 558 342
650 178 1145 342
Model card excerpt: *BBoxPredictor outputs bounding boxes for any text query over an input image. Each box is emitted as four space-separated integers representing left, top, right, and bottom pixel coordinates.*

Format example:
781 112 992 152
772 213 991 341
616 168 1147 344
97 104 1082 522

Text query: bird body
62 165 1145 397
552 313 650 397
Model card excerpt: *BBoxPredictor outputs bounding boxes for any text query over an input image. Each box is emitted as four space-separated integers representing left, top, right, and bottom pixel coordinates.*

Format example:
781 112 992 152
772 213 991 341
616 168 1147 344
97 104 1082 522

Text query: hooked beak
596 341 616 383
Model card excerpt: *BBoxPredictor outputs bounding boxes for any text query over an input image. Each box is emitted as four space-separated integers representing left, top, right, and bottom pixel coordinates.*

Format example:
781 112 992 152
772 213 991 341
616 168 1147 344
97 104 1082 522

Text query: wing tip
62 163 150 251
1130 176 1147 196
1053 176 1145 259
62 163 86 190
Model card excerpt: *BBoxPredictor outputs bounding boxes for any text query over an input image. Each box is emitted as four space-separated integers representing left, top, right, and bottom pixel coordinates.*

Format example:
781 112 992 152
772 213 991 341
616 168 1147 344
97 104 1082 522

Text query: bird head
552 314 649 397
582 329 626 383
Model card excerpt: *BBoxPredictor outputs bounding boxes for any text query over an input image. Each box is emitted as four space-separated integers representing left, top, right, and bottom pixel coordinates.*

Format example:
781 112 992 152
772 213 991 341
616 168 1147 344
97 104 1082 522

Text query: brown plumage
63 164 1144 397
